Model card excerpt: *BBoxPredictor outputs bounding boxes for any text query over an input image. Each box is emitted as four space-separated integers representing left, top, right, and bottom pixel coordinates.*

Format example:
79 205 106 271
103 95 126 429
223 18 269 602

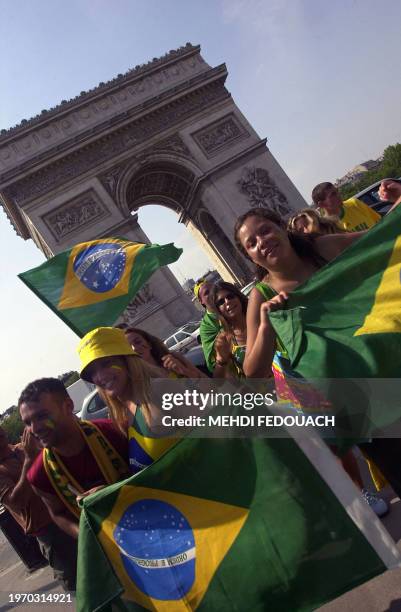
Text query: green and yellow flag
268 207 401 433
77 433 399 612
18 238 182 336
199 311 221 372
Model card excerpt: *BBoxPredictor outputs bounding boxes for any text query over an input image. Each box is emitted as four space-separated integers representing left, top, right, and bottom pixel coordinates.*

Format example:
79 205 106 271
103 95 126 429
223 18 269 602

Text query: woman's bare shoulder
315 231 366 261
249 286 266 304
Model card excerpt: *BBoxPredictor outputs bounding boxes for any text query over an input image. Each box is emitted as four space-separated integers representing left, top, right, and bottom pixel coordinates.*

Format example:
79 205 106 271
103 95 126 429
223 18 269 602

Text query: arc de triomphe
0 43 305 338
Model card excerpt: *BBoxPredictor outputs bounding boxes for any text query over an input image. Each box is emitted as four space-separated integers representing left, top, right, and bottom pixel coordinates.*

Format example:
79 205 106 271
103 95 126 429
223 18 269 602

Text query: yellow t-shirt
338 197 381 232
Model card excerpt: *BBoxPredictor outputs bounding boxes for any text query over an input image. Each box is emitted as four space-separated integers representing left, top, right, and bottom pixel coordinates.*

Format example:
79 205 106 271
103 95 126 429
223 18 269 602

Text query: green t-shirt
199 311 221 372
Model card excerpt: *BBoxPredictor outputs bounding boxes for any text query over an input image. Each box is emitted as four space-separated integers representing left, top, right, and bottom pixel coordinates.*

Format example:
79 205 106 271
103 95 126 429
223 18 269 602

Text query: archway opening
135 205 215 285
125 162 221 285
126 162 195 215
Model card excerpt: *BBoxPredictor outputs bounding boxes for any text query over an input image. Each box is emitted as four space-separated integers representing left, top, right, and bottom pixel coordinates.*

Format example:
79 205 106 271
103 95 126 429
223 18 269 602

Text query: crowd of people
0 177 400 593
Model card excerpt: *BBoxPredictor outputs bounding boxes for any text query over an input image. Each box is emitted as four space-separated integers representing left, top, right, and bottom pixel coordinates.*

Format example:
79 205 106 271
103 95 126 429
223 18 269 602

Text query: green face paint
43 418 56 429
110 365 123 371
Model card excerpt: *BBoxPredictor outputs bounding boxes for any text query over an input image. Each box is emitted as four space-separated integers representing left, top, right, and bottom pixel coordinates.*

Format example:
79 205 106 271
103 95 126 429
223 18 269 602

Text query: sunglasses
216 292 237 308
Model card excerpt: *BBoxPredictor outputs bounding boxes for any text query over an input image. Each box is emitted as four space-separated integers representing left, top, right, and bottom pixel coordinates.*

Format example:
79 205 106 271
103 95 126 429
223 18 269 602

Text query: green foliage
1 406 24 444
59 370 80 387
339 143 401 200
2 405 16 419
381 143 401 176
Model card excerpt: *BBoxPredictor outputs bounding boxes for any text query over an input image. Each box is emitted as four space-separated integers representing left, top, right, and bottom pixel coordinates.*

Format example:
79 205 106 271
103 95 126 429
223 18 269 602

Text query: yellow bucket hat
193 279 206 300
77 327 138 381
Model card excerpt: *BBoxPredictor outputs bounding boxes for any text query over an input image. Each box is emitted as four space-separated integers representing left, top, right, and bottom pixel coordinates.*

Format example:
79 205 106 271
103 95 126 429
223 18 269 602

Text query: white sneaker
362 489 389 517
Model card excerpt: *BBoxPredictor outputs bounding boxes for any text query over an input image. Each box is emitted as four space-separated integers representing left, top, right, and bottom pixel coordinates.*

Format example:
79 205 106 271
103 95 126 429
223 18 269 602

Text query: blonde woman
287 208 343 235
78 327 176 475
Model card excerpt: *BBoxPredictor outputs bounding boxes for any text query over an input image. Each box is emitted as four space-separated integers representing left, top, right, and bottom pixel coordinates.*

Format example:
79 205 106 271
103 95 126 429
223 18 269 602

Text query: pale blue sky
1 0 401 409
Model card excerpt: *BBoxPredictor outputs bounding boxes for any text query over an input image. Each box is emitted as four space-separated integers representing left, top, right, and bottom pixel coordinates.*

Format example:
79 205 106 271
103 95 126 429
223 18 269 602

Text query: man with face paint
194 279 221 373
0 426 77 590
18 378 129 542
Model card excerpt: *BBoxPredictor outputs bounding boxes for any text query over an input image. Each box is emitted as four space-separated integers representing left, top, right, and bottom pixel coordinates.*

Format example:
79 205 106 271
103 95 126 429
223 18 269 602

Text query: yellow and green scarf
43 420 130 517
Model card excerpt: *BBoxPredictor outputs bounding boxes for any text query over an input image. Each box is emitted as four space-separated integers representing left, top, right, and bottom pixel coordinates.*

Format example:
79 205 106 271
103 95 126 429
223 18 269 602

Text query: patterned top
128 408 176 475
231 342 246 378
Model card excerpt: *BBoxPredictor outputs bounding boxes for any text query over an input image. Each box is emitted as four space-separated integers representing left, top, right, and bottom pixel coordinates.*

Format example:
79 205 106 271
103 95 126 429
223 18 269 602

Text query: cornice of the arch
0 76 228 222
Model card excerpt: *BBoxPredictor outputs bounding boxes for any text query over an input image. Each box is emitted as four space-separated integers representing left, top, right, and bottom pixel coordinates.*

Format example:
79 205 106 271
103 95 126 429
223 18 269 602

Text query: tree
59 371 80 387
380 143 401 178
1 406 24 444
339 143 401 200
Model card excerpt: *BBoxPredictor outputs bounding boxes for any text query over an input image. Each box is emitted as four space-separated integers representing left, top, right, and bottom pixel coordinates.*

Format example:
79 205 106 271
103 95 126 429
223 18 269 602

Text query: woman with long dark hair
233 208 390 517
124 327 207 378
210 281 248 378
233 208 362 377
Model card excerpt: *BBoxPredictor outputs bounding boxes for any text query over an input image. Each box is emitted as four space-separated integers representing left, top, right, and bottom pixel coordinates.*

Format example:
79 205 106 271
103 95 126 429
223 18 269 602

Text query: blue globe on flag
73 243 126 293
114 499 196 600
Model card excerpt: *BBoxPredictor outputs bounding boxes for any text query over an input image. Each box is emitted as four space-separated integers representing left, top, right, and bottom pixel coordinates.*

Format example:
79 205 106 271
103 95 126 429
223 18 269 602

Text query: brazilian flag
18 238 182 336
268 206 401 434
77 433 399 611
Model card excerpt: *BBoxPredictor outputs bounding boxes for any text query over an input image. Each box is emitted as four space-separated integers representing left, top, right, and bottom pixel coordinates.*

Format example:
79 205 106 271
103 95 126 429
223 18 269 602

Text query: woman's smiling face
86 356 129 398
215 290 241 321
237 215 290 269
125 330 152 361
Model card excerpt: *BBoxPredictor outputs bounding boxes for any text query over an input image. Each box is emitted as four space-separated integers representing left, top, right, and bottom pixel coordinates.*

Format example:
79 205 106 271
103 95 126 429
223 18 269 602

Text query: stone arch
117 153 202 216
126 161 195 214
120 159 249 283
1 44 306 336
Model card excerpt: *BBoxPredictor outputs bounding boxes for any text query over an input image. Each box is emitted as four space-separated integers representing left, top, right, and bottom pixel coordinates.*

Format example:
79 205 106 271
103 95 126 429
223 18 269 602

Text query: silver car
241 280 256 296
164 321 201 353
77 389 109 421
352 180 401 216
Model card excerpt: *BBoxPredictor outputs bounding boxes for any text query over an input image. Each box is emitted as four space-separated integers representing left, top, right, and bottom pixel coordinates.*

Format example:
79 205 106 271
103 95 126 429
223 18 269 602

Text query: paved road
0 486 400 610
0 537 74 611
319 487 401 612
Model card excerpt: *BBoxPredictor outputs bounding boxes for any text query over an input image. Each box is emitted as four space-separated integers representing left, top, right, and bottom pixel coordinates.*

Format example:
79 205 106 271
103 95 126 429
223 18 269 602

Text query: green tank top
255 281 275 301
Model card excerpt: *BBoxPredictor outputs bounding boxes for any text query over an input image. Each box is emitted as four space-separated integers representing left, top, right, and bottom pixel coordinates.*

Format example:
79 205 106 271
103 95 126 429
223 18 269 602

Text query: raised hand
260 291 288 322
161 353 189 376
21 428 41 462
379 179 401 203
214 331 232 363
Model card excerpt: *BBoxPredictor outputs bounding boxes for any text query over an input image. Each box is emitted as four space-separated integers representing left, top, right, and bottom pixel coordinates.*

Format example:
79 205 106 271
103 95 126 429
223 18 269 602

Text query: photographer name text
161 414 335 428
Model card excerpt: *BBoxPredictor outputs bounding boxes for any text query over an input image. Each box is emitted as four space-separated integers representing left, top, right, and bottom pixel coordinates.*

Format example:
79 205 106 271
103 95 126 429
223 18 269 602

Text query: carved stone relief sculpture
192 114 248 157
146 134 194 159
238 167 290 216
42 193 110 240
99 166 124 197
